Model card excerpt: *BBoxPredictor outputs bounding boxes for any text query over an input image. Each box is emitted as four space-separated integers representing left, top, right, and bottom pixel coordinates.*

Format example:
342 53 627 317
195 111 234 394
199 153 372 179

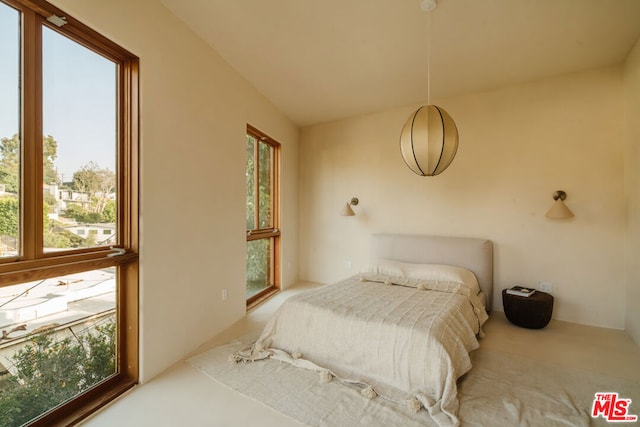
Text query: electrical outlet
344 260 352 270
221 288 228 301
539 281 553 293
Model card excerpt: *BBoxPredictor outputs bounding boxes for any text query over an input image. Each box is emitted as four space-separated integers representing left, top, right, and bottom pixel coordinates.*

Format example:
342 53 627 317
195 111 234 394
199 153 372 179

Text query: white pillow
365 259 404 277
402 262 480 294
366 259 480 294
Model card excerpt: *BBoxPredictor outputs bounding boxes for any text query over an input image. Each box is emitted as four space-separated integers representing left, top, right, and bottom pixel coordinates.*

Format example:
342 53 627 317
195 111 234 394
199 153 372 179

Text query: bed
233 234 493 427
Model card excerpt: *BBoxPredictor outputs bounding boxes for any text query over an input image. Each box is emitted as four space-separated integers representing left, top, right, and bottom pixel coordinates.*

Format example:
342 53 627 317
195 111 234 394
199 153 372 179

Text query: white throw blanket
233 275 488 427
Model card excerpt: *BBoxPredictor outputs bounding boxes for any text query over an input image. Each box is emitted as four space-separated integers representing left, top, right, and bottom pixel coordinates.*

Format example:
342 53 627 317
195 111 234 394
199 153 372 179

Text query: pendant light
400 0 459 176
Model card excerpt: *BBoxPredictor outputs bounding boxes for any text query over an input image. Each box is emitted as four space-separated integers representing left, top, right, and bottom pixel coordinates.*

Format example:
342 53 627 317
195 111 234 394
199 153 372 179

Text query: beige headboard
371 234 494 310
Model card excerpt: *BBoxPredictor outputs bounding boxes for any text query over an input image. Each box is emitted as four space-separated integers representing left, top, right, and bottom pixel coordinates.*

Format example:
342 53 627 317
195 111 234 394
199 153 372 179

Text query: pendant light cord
427 10 431 105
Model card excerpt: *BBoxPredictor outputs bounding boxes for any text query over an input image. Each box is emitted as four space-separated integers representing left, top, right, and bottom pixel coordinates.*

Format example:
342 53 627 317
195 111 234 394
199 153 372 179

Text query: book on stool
506 285 536 297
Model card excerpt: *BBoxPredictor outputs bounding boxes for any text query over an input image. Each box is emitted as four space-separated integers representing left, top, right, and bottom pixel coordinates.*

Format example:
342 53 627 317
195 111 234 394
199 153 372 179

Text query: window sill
247 287 279 312
31 376 136 426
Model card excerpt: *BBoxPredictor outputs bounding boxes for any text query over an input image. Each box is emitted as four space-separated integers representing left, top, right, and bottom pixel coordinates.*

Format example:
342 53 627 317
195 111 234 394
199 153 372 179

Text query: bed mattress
235 275 488 426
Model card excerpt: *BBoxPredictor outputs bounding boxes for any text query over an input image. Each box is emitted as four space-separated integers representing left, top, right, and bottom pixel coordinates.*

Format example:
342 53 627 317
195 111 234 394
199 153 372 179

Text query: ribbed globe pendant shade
400 105 459 176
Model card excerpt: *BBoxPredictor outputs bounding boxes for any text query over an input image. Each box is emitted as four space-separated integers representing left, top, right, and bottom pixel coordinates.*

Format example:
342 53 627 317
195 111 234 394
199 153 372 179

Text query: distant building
41 184 116 245
63 223 116 245
56 187 91 211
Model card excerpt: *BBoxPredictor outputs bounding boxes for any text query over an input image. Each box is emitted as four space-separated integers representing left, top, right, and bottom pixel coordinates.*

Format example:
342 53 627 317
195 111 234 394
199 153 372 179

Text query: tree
0 190 79 250
0 197 19 238
64 204 102 224
246 137 273 283
42 201 82 249
43 226 82 249
0 134 59 192
43 135 59 185
63 202 115 226
0 134 20 194
0 136 116 251
0 134 66 249
102 199 116 223
0 321 116 427
71 162 115 214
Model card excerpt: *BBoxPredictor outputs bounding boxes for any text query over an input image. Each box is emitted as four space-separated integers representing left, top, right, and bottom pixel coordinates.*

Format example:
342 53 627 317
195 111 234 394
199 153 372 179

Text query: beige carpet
188 333 640 427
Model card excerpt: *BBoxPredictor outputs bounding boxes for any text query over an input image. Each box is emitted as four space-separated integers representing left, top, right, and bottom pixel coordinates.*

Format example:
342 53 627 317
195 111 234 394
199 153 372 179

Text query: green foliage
0 321 116 427
0 134 59 192
71 162 115 214
247 238 269 282
43 191 57 208
43 135 59 185
43 224 84 249
63 201 116 229
246 136 274 284
0 197 19 238
0 134 20 193
245 136 272 231
64 204 103 223
246 135 255 230
101 199 116 223
257 141 272 228
0 193 79 250
83 322 116 382
42 201 82 249
0 136 116 251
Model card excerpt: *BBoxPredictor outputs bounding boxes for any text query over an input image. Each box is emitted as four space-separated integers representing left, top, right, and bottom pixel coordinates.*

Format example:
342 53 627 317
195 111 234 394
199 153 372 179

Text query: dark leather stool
502 289 554 329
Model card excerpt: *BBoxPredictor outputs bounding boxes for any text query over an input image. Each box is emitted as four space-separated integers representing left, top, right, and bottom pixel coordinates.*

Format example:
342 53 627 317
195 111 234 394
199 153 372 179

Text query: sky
1 2 116 183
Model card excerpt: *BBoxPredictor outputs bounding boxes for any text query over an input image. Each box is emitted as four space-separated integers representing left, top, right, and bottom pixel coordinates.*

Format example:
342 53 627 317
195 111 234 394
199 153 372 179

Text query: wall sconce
339 197 359 216
545 190 575 219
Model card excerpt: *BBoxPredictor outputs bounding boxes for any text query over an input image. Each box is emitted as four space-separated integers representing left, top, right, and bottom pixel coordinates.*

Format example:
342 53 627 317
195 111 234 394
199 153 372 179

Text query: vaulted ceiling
160 0 640 127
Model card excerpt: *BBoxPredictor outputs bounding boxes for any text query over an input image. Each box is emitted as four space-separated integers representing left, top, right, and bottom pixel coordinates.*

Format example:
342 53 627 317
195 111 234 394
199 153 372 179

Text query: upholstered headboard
371 234 494 310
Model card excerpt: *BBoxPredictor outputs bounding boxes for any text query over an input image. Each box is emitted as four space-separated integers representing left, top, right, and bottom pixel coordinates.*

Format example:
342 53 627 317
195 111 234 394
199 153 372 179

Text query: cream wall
51 0 299 381
623 39 640 345
299 67 626 329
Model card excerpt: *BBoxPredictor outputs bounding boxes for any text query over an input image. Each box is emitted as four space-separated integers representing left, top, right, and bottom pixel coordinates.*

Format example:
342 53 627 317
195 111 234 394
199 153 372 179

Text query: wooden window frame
0 0 139 425
246 125 280 307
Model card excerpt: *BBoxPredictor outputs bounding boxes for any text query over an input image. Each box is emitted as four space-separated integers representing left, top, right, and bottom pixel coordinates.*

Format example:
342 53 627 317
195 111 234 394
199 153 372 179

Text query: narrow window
0 0 20 259
0 0 139 425
42 25 117 252
245 125 280 306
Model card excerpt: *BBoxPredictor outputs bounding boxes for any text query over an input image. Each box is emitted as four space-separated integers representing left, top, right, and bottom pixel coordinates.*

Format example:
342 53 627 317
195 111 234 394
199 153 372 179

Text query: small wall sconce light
339 197 359 216
545 190 575 219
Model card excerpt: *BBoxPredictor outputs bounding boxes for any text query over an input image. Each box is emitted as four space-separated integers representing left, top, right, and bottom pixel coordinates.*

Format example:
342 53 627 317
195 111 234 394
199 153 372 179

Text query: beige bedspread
234 275 488 427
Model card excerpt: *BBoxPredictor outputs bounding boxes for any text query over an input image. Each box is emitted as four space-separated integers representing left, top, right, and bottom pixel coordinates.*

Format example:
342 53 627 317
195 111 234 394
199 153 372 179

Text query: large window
0 0 138 425
246 125 280 306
